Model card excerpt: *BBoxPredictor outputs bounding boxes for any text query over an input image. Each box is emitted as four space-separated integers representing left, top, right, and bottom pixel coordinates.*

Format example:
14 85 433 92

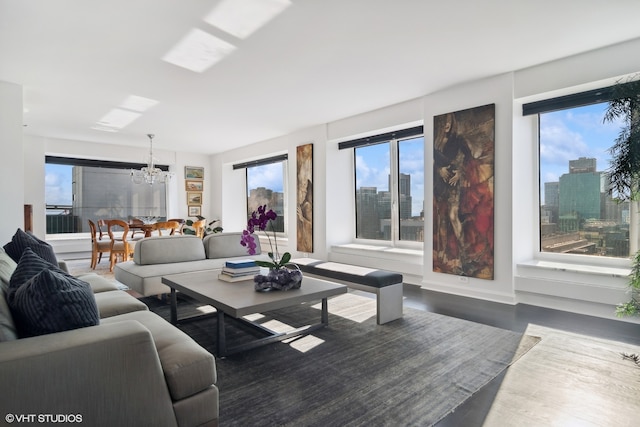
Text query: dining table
128 217 159 238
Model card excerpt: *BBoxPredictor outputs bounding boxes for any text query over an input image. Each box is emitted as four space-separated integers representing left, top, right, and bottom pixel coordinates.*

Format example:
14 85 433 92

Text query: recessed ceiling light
162 28 236 73
205 0 291 39
120 95 159 112
96 108 141 129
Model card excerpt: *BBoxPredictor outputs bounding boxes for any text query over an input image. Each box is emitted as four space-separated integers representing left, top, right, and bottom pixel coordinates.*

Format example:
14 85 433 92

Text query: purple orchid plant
240 205 291 270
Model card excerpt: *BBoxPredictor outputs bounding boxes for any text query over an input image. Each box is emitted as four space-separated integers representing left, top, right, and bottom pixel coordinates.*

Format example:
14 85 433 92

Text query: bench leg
377 283 403 325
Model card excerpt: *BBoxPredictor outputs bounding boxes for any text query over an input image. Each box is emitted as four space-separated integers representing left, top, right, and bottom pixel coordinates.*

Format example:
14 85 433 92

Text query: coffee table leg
170 288 178 325
217 310 227 358
321 297 329 325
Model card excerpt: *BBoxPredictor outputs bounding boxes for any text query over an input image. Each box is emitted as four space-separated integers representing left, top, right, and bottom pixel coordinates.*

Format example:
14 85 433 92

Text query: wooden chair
167 218 185 235
106 219 133 271
128 218 146 240
88 219 111 269
153 220 182 236
192 219 206 238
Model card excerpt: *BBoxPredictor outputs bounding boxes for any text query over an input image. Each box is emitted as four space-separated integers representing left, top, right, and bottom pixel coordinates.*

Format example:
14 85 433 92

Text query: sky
355 137 425 217
539 102 622 197
246 162 284 193
45 163 73 205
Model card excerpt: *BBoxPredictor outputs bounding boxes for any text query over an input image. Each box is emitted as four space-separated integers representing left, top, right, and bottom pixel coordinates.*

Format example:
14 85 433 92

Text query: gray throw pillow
3 229 58 265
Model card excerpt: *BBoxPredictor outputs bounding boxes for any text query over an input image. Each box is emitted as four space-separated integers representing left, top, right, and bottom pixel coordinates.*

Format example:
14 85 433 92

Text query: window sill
516 259 630 278
332 243 423 258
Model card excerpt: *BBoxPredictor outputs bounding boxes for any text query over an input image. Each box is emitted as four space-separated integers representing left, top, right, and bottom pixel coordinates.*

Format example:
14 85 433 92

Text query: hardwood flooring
400 285 640 427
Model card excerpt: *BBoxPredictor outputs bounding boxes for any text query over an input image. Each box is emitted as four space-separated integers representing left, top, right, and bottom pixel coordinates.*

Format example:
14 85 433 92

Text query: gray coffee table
161 270 347 357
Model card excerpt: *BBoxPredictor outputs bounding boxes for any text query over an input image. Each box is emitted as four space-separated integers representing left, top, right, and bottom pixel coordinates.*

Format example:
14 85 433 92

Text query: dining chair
192 219 207 238
128 217 146 240
167 218 185 235
88 219 111 269
106 219 133 271
153 220 182 236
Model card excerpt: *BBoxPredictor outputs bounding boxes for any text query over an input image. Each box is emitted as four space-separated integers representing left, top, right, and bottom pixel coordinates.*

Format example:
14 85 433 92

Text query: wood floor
400 285 640 427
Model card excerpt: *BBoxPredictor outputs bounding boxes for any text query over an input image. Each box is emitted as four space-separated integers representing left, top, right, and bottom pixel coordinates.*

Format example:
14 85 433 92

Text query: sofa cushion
8 268 100 337
133 235 206 265
76 273 120 293
0 248 17 288
0 280 17 342
93 290 148 318
102 310 216 401
203 232 261 259
3 228 58 265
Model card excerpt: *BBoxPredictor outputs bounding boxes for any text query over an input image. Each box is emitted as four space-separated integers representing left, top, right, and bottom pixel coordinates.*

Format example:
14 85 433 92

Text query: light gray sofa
115 232 268 296
0 248 218 427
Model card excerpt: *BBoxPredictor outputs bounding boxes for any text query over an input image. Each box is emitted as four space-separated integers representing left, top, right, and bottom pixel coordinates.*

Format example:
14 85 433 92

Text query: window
45 157 168 234
529 88 633 259
243 157 287 233
341 127 424 245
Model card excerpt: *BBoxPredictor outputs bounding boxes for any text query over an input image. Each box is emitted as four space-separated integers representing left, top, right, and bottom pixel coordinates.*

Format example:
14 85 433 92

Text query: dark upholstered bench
290 258 403 324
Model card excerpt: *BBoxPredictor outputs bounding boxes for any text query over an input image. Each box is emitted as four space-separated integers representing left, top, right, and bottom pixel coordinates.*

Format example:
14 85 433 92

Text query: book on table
222 265 260 275
225 259 258 269
218 272 256 282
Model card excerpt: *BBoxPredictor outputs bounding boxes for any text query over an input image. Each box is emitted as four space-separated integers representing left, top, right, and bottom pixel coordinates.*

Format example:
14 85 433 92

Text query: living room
2 1 640 425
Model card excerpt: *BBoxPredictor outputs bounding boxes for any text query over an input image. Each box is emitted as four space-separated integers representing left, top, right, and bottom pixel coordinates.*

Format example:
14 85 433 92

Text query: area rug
142 292 540 426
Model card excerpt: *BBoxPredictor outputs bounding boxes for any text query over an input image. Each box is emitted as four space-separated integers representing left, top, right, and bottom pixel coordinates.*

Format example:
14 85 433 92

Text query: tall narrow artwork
296 143 313 253
433 104 495 279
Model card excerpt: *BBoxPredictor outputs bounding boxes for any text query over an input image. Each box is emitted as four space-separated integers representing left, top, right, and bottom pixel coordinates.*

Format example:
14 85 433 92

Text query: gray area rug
142 292 540 426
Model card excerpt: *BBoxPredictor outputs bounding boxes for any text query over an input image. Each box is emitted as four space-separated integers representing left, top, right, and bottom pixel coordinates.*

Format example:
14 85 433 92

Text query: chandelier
131 133 173 185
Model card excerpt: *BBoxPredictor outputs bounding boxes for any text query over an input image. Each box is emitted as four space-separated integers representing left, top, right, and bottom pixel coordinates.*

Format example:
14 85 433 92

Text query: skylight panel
204 0 291 39
162 28 236 73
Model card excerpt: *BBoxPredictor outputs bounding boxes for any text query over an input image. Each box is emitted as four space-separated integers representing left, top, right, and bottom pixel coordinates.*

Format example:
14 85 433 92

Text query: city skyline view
539 102 622 196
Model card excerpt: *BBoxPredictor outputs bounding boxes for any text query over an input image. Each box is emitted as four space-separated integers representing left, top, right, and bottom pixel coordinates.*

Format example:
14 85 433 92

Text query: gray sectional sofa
115 232 268 296
0 232 218 427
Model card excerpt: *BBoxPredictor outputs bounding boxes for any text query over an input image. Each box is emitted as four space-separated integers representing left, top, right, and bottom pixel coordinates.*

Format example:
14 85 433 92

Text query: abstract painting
296 143 313 253
433 104 495 279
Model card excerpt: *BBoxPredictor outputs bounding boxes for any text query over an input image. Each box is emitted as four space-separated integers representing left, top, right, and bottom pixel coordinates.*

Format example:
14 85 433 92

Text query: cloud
247 162 284 192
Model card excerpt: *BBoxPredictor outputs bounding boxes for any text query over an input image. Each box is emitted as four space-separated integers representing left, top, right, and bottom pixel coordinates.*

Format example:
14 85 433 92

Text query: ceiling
2 0 640 155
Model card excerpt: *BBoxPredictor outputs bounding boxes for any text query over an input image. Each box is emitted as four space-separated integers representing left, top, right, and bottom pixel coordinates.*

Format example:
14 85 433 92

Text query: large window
243 157 287 233
531 90 632 259
341 127 424 245
45 157 168 234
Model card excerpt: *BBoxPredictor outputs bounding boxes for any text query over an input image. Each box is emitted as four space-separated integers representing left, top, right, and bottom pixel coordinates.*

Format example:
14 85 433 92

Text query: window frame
44 156 170 235
524 85 638 267
238 155 289 238
341 126 424 249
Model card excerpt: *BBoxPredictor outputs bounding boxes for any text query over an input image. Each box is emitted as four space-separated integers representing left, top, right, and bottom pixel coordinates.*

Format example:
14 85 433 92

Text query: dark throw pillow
8 268 99 337
3 229 58 265
8 247 67 292
7 247 99 337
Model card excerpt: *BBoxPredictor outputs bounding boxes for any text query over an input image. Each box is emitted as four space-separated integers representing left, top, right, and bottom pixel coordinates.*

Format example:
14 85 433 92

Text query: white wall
422 73 515 303
0 81 24 244
211 125 328 259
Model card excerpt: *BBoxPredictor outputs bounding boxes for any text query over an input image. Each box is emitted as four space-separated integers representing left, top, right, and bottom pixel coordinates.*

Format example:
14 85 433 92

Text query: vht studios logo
5 413 83 423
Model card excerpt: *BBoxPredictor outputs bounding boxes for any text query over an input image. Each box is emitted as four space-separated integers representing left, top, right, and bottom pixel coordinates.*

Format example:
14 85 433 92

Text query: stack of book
218 259 260 282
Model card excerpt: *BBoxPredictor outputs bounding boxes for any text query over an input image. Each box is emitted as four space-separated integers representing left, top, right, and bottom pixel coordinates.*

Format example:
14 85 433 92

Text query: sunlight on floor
480 324 640 426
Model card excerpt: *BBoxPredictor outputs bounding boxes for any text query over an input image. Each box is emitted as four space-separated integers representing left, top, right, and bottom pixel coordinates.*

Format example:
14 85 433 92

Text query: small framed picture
185 166 204 180
187 192 202 205
185 180 204 191
188 206 201 216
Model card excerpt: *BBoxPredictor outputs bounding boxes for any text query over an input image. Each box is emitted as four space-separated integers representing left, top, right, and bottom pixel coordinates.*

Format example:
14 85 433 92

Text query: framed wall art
296 143 313 252
188 206 201 216
184 166 204 180
433 103 495 280
187 192 202 205
185 180 204 191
